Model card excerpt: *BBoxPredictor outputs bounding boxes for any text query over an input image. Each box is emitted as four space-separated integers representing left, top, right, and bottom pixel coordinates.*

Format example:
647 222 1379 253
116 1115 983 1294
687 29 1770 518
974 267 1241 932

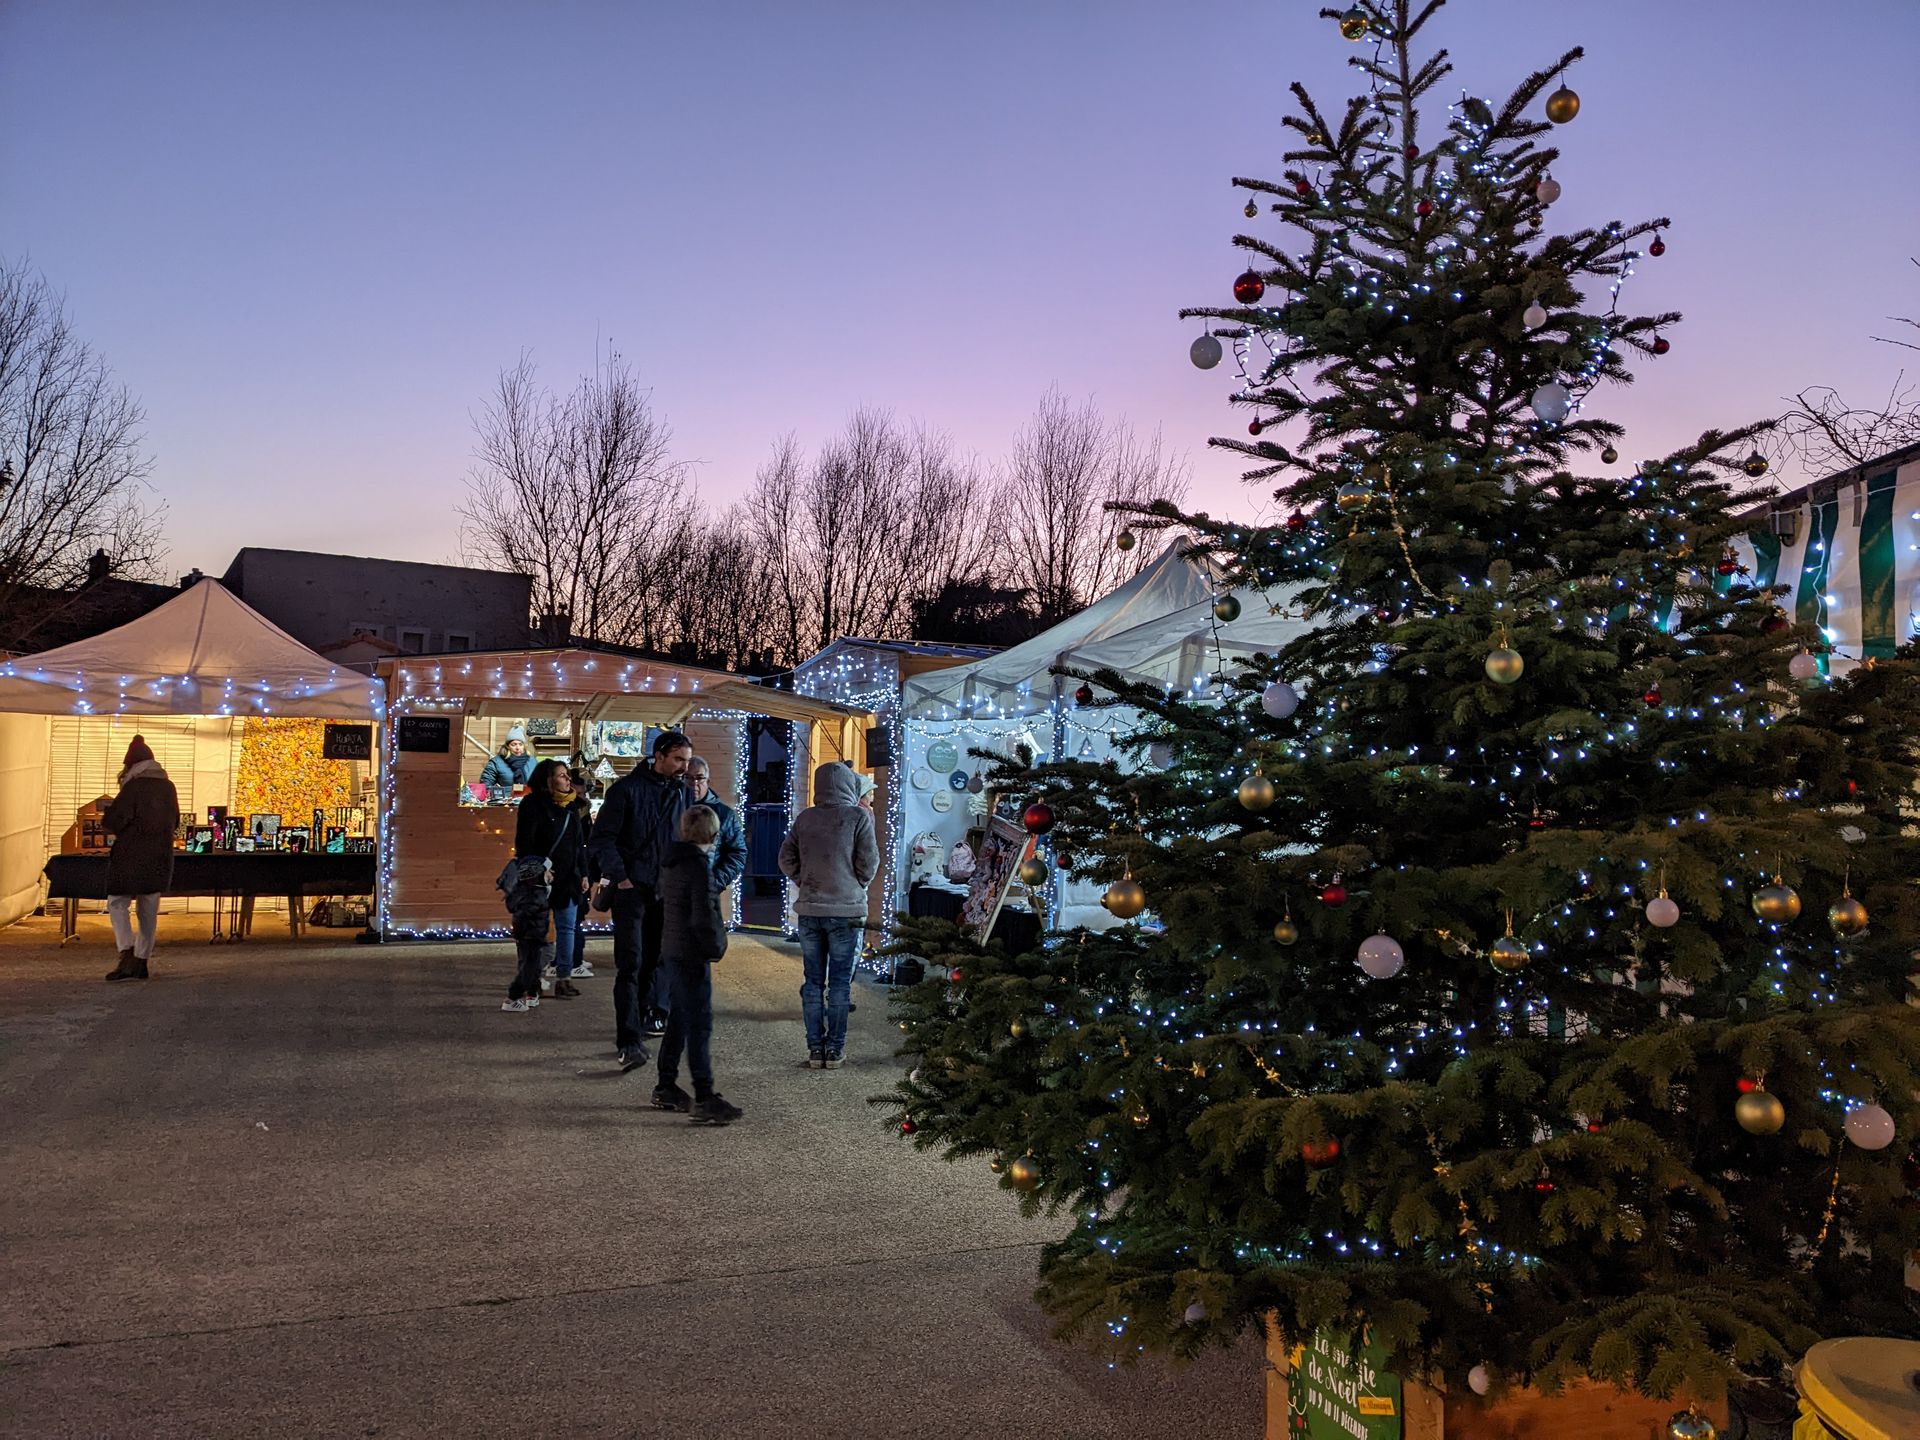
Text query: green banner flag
1860 468 1898 658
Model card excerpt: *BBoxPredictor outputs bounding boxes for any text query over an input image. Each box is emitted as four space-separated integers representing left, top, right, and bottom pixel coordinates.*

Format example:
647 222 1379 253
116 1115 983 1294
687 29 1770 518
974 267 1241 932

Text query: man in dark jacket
103 735 181 982
589 730 692 1066
685 756 747 901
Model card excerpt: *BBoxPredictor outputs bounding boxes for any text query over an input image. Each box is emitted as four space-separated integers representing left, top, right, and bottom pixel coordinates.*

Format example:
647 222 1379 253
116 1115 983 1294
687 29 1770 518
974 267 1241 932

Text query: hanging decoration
1530 382 1571 425
1022 802 1055 834
1008 1155 1041 1191
1535 174 1561 204
1843 1103 1896 1150
1788 650 1821 683
1104 872 1147 919
1489 911 1529 971
1233 269 1267 304
1356 933 1405 979
1485 631 1525 685
1213 593 1242 623
1190 332 1224 370
1735 1089 1786 1135
1261 680 1300 719
1601 445 1619 464
1115 529 1137 552
1544 82 1581 123
1751 877 1801 923
1338 5 1369 40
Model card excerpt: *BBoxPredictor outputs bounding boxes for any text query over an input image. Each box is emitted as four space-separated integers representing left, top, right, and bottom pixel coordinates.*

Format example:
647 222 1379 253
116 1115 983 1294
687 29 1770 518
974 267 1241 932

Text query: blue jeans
657 957 715 1099
798 915 860 1054
551 897 579 979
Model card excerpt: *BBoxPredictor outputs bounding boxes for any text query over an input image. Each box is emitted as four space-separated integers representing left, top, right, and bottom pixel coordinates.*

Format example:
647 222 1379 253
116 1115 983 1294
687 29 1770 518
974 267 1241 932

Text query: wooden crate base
1265 1322 1728 1439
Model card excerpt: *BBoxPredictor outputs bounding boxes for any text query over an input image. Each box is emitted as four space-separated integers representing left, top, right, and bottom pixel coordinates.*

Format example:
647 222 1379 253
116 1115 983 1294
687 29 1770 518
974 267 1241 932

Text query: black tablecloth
44 853 378 900
907 884 1041 954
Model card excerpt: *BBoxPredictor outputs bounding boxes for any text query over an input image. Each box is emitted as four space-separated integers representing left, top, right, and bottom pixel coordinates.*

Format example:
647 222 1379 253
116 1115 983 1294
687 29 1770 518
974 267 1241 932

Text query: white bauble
1536 175 1561 204
1190 333 1223 370
1531 382 1571 425
1788 651 1821 682
1845 1102 1896 1151
1645 895 1680 928
1357 934 1405 979
1184 1301 1208 1324
1467 1365 1491 1396
1261 680 1300 719
1523 301 1548 329
1148 740 1176 770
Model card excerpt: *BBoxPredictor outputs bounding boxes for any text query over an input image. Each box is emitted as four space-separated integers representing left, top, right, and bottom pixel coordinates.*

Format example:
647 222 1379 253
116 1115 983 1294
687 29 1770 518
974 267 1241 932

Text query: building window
350 621 384 643
444 631 473 652
398 627 429 655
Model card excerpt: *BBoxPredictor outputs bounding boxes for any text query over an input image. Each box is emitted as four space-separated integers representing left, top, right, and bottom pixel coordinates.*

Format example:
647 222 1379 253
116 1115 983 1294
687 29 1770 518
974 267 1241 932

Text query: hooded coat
105 760 181 896
778 762 879 919
658 840 726 963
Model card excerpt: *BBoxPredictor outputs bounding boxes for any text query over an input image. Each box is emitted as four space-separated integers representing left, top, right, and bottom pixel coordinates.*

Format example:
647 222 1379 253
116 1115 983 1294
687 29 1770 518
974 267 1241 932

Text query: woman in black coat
503 759 589 1011
649 805 737 1125
104 735 180 982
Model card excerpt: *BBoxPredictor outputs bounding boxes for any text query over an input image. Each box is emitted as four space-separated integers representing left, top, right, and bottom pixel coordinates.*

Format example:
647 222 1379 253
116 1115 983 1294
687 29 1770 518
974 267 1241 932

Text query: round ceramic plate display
966 773 985 793
949 769 969 790
926 740 958 774
910 768 932 790
930 790 953 812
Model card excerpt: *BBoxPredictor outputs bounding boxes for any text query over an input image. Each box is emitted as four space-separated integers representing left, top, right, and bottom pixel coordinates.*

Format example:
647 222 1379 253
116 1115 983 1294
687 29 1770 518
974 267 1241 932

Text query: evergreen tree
887 0 1920 1405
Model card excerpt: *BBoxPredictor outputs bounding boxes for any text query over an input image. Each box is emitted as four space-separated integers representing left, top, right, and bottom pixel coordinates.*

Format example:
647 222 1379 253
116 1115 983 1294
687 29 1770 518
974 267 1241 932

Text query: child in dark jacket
649 805 738 1125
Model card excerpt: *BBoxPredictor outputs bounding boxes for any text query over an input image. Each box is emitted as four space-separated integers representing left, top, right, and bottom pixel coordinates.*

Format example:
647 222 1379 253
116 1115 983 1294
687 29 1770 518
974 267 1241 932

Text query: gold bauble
1237 773 1276 811
1273 918 1300 946
1104 876 1146 919
1008 1155 1042 1191
1115 529 1137 552
1485 646 1525 684
898 1020 912 1033
989 1156 1005 1174
1829 895 1869 936
1213 594 1242 623
1751 883 1801 924
1666 1410 1719 1440
1018 857 1049 887
1338 5 1369 40
1129 1103 1151 1128
1336 480 1372 513
1009 1018 1028 1039
1735 1090 1785 1135
1489 935 1530 971
1544 85 1580 124
1244 197 1259 219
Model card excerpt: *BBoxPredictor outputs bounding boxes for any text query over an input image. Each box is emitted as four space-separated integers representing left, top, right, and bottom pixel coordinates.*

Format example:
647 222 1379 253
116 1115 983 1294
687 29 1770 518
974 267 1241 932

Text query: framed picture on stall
281 827 310 854
343 836 376 854
234 837 256 854
331 806 367 837
324 826 347 853
249 814 281 848
187 827 216 854
206 806 228 828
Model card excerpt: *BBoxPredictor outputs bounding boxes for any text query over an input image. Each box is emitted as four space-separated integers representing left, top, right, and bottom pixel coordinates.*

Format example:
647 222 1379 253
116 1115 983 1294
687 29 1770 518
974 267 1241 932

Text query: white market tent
0 580 383 927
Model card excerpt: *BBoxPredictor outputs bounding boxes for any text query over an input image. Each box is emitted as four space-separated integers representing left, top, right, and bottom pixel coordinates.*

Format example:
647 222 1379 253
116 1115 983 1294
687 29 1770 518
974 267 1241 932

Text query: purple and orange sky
5 0 1917 576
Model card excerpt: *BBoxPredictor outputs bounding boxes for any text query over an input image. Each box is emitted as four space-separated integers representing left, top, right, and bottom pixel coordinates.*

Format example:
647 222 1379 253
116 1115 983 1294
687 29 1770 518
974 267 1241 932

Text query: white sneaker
540 978 555 996
502 998 531 1013
526 993 541 1008
573 963 595 979
543 963 558 979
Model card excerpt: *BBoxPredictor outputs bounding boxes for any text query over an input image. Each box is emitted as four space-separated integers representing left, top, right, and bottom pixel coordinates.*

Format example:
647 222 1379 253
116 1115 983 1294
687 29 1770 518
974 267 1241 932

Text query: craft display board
960 811 1033 944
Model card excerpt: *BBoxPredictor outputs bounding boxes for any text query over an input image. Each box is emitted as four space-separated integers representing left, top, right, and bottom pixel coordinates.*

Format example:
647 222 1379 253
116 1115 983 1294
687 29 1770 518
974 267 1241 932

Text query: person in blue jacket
685 755 747 900
480 726 537 793
589 730 692 1067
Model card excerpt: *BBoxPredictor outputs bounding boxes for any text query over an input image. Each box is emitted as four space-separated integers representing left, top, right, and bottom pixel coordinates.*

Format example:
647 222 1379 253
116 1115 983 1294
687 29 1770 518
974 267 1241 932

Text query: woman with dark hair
502 758 588 1011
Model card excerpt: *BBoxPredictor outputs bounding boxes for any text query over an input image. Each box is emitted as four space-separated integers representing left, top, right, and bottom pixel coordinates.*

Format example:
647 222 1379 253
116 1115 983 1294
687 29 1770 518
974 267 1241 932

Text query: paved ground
0 914 1259 1439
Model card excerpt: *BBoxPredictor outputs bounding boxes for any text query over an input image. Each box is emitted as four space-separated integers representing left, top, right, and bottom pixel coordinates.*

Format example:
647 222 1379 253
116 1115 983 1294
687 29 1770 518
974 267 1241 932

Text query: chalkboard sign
396 716 452 753
1289 1331 1403 1440
323 724 373 760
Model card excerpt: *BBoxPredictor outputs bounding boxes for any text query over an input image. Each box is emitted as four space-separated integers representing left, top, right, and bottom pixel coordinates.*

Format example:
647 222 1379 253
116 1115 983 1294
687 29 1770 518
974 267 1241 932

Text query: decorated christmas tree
888 0 1920 1414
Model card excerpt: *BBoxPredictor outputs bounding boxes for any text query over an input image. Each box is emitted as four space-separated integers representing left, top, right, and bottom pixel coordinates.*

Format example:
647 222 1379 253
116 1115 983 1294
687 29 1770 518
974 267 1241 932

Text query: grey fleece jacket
778 762 880 918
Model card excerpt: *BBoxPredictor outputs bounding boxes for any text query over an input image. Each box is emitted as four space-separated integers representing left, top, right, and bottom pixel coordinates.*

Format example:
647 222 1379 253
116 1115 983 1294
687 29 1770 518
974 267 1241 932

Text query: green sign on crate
1288 1329 1403 1440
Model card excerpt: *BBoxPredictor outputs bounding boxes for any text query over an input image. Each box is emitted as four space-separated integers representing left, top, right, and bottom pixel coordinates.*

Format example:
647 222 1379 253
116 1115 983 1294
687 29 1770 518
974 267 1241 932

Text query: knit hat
505 724 528 746
123 735 155 767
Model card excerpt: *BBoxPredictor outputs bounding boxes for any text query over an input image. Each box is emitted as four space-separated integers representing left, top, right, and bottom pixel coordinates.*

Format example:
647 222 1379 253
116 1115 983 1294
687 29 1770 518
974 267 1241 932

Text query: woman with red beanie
103 735 180 982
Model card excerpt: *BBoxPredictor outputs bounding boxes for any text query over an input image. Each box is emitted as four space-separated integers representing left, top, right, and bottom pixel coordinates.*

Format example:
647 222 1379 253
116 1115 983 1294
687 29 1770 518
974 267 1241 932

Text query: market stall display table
908 883 1042 954
43 853 378 941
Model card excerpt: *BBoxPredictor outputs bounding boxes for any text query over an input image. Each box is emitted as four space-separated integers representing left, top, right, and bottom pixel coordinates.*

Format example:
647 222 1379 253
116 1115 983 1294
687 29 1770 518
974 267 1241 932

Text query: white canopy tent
0 580 382 928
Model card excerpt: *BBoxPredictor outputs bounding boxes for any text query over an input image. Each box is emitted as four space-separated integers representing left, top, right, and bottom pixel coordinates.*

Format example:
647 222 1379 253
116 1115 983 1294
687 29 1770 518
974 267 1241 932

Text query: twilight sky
5 0 1917 577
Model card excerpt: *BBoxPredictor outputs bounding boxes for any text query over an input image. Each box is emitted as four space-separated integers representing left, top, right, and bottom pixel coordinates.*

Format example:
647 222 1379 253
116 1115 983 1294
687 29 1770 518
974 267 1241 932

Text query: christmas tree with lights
887 0 1920 1416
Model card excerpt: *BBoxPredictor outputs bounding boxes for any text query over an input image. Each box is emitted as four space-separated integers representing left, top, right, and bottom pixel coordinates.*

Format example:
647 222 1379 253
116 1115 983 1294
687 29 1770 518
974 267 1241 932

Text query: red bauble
1652 336 1671 355
1233 269 1266 304
1644 687 1662 706
1533 1179 1556 1194
1248 419 1265 436
1737 1077 1759 1094
1649 236 1667 257
1022 802 1056 835
900 1119 916 1134
1054 851 1073 870
949 968 963 985
1404 143 1420 159
1716 557 1739 576
1294 178 1313 197
1585 1121 1604 1134
1416 199 1434 217
1286 512 1308 532
1301 1138 1341 1167
1320 882 1348 907
1763 613 1790 635
1846 779 1859 797
1074 684 1094 706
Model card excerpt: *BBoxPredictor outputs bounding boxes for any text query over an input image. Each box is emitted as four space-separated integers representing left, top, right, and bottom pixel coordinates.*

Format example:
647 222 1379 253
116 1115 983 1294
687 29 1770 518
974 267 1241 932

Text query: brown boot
106 949 140 982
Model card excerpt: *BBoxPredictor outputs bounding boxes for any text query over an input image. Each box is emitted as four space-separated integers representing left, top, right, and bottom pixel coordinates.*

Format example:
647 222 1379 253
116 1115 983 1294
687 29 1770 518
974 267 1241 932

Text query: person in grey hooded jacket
778 761 879 1068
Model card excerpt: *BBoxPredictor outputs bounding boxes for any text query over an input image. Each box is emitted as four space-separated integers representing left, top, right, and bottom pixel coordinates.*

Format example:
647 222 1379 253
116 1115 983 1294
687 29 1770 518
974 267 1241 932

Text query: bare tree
1000 387 1191 623
741 409 990 663
1775 258 1920 474
0 257 164 632
459 349 690 644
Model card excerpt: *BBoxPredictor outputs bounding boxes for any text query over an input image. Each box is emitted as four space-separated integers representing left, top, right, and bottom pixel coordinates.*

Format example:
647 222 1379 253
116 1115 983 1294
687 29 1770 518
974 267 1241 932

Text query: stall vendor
481 726 538 792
